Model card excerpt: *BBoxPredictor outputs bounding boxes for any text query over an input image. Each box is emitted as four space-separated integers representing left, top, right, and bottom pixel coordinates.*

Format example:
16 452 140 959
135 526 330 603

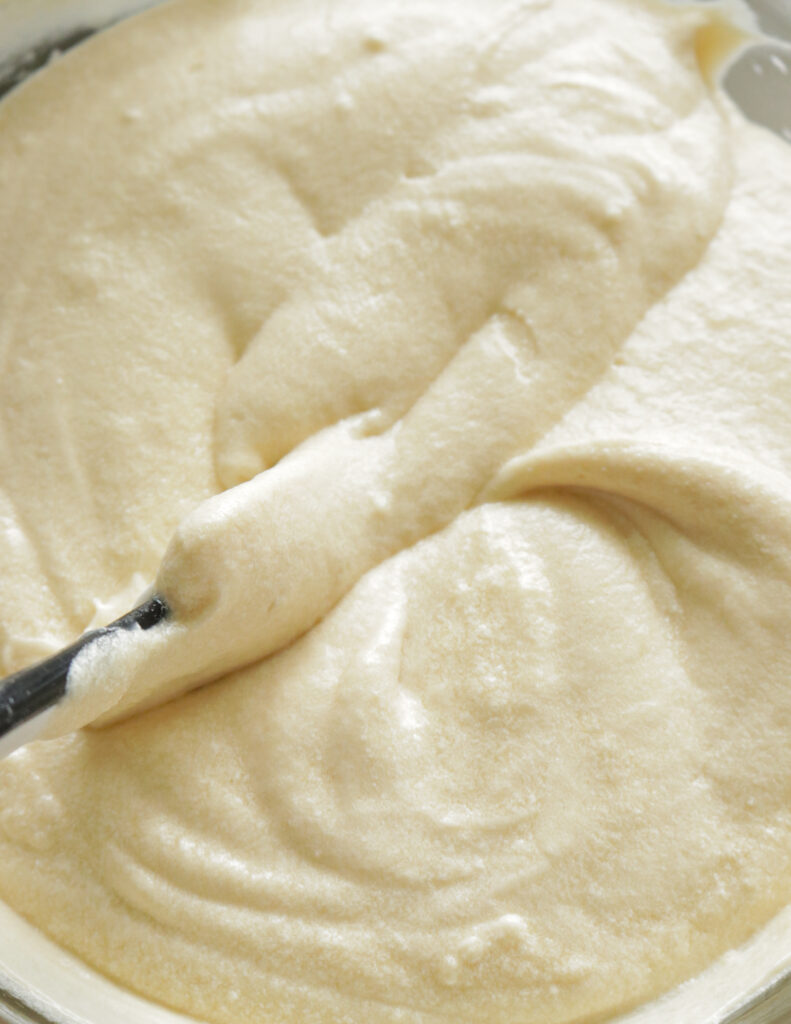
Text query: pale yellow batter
1 0 791 1022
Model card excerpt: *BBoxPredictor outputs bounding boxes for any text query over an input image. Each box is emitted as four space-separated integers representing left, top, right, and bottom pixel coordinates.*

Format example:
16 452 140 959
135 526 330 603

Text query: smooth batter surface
1 0 791 1022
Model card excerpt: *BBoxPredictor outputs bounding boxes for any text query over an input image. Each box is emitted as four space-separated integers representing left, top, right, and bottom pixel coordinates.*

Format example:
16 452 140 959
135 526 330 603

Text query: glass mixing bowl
0 1 790 1022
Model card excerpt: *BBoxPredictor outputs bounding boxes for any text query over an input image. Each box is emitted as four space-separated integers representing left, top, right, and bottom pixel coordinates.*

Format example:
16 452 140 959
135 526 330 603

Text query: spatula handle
0 594 169 741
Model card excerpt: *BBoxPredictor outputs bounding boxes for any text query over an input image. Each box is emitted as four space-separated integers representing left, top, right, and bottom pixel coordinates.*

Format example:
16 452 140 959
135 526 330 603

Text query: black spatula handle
0 595 169 739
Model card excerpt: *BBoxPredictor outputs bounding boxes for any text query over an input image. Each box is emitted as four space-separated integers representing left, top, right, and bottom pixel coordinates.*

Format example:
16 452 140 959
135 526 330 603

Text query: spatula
0 595 169 759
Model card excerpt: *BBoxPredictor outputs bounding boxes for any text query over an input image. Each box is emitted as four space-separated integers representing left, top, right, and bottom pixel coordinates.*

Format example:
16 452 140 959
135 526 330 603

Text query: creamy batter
1 0 791 1022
